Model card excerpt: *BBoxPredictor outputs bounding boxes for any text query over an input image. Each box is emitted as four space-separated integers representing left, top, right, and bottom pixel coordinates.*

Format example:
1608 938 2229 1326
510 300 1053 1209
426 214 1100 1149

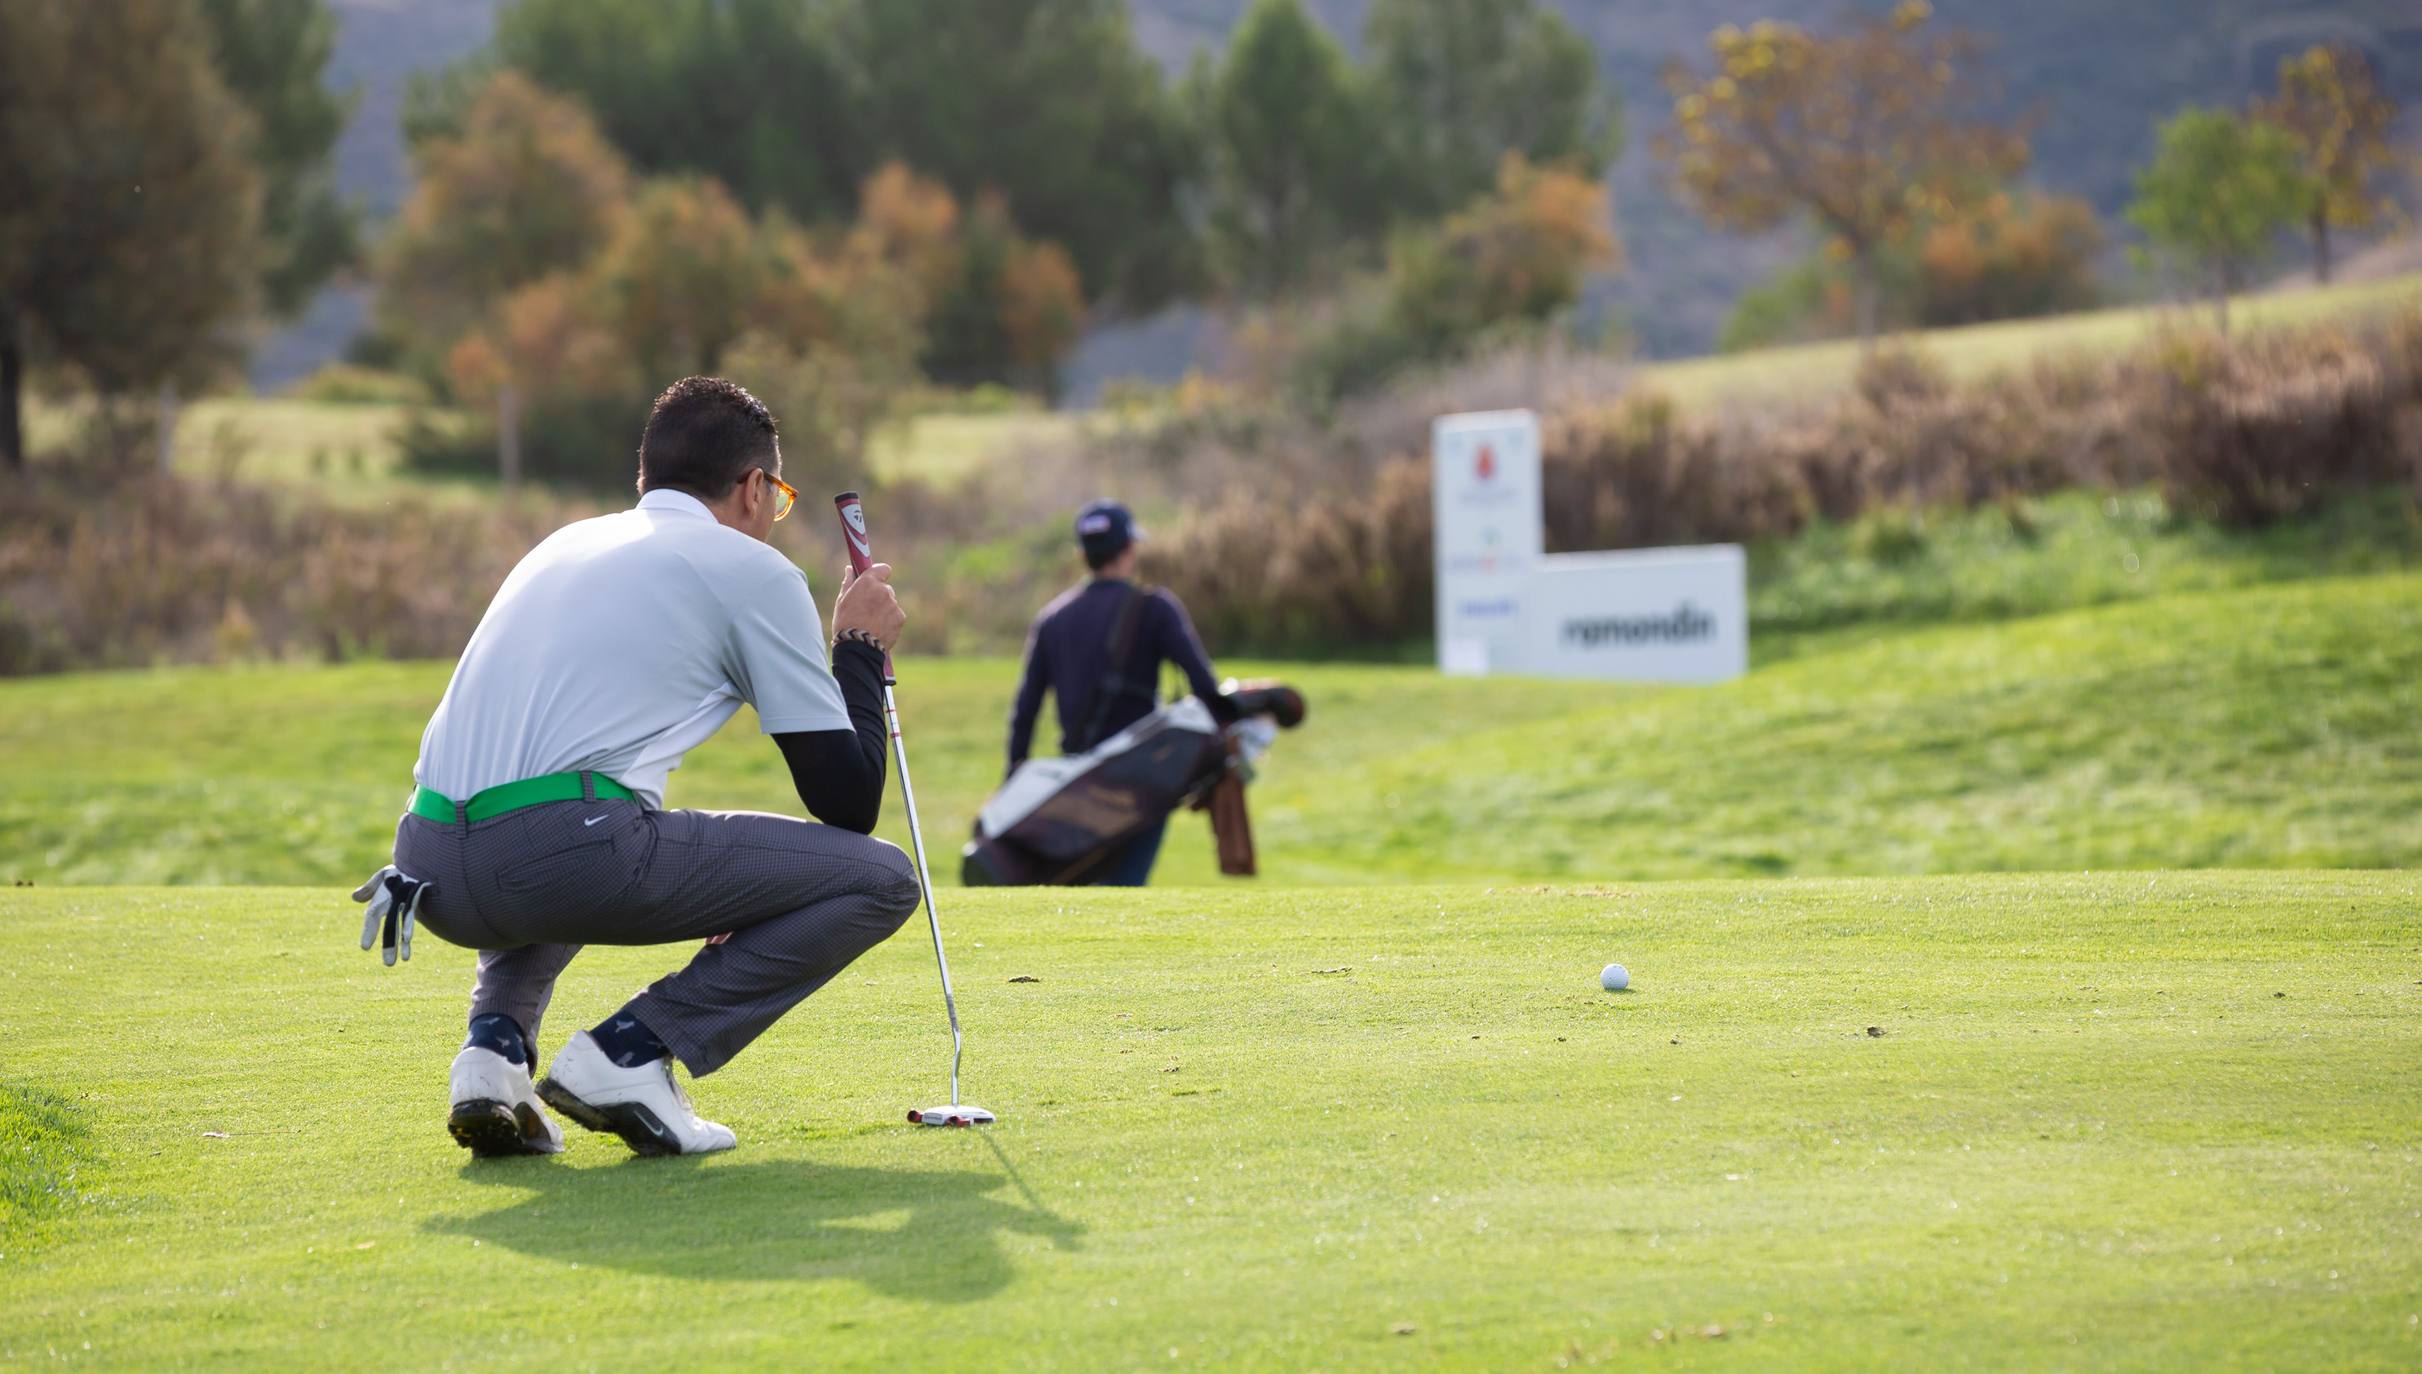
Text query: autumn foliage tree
1722 191 2103 350
1658 2 2029 350
588 178 769 385
377 72 632 483
1387 154 1618 351
1913 193 2102 326
2255 43 2403 285
1291 154 1618 401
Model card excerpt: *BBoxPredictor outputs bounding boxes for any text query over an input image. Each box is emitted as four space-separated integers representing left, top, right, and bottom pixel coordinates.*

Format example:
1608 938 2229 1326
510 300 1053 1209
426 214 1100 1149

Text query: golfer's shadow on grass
425 1148 1083 1304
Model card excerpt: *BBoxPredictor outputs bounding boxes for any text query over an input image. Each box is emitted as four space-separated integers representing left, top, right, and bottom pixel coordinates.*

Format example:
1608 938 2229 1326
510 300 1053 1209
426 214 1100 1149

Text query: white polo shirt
413 488 852 810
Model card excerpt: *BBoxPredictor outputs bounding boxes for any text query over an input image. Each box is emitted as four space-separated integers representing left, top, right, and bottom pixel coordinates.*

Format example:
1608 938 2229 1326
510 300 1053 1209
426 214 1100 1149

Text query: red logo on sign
1476 445 1496 481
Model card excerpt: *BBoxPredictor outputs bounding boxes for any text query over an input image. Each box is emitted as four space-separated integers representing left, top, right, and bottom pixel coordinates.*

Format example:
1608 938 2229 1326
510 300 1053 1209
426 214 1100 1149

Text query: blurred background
3 0 2418 886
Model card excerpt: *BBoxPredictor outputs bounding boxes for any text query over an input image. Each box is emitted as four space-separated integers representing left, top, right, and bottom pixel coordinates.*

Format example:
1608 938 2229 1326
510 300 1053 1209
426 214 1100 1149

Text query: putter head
908 1104 996 1128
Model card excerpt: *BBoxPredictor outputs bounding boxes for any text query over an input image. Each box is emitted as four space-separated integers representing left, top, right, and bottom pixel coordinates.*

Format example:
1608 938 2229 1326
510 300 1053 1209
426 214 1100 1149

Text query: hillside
6 572 2415 888
1127 0 2422 363
274 0 2422 389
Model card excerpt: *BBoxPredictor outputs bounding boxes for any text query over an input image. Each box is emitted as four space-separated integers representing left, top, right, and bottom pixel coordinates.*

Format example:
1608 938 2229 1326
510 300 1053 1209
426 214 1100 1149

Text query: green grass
3 571 2416 888
1326 573 2422 882
1 872 2416 1369
1637 272 2422 410
866 409 1086 486
1749 489 2422 636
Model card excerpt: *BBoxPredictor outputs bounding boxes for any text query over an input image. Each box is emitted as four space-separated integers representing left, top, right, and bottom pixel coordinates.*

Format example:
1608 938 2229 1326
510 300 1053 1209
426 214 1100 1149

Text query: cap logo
1078 513 1116 535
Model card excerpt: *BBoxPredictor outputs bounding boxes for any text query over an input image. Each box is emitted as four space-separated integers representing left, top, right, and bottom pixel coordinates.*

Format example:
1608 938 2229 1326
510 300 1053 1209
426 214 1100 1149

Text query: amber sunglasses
760 468 798 521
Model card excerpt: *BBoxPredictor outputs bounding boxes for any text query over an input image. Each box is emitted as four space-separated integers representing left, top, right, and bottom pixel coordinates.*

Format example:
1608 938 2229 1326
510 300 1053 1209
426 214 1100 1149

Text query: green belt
408 771 636 825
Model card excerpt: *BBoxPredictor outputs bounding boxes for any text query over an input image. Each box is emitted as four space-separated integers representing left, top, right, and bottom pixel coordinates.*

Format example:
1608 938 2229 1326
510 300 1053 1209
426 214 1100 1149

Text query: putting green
4 873 2416 1369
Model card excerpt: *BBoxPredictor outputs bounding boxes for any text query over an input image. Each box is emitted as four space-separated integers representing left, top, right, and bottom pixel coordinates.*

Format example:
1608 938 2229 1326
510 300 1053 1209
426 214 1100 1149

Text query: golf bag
962 682 1306 886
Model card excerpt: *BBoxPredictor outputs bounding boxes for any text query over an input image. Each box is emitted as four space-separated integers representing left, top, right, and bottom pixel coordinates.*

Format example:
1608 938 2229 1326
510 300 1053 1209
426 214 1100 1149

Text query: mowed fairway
3 874 2417 1370
5 572 2417 887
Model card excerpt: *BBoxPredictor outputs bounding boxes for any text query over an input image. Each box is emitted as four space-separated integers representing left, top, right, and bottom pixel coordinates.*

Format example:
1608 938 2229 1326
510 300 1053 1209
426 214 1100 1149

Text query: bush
2148 315 2421 524
1268 156 1619 406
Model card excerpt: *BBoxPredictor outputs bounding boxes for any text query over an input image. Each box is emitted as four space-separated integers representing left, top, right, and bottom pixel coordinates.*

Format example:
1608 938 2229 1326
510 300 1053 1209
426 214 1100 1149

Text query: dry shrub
1131 309 2422 652
0 473 585 675
1144 460 1435 653
2147 315 2422 524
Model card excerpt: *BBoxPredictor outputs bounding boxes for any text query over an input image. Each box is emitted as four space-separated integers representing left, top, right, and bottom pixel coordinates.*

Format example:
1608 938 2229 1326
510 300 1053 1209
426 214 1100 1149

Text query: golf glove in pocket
351 865 430 966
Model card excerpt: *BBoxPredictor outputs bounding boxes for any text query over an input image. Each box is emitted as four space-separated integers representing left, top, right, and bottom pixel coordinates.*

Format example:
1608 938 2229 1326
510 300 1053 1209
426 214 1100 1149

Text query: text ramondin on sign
1433 409 1746 683
1562 603 1718 647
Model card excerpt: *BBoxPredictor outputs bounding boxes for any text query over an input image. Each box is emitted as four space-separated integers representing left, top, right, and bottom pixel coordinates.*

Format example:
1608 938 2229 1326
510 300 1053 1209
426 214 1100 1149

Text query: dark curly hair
635 376 779 500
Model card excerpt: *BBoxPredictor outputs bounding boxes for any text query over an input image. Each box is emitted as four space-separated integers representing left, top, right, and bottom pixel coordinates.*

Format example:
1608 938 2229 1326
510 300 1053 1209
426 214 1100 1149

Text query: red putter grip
834 491 876 575
832 492 895 680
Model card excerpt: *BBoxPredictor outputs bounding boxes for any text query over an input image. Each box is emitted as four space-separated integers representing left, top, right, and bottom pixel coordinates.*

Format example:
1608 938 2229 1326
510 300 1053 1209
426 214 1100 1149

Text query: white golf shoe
447 1045 566 1158
536 1031 737 1157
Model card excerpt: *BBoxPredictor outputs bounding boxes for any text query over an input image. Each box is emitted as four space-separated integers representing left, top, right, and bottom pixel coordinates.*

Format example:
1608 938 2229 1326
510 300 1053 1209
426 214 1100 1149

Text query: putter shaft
885 682 963 1105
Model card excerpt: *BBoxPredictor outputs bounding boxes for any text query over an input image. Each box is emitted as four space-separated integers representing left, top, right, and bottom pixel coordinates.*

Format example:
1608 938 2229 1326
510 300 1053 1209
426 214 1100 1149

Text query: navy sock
465 1013 533 1074
588 1008 669 1068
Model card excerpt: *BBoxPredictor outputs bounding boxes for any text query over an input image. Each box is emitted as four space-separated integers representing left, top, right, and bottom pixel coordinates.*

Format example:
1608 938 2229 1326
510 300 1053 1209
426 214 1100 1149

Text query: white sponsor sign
1433 409 1746 682
1431 410 1540 675
1524 546 1746 683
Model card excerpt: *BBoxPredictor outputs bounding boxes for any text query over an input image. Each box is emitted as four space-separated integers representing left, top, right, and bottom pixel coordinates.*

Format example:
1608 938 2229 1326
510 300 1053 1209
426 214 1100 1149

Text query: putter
833 492 995 1129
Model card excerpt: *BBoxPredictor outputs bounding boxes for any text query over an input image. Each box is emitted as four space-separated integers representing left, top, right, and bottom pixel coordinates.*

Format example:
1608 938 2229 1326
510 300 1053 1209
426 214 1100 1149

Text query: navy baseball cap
1075 499 1143 562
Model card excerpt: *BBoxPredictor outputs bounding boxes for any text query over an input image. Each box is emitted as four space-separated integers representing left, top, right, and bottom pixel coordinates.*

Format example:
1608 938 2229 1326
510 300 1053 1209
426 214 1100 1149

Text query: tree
833 0 1198 311
442 274 634 490
2255 43 2402 285
1722 191 2103 348
1658 2 2029 350
1291 154 1618 402
485 0 870 224
1188 0 1376 300
919 195 1086 393
821 162 1082 391
2128 109 2308 332
1386 154 1618 356
0 1 262 468
1915 193 2101 327
1363 0 1618 222
588 178 770 385
375 71 631 482
196 0 360 318
455 0 1197 316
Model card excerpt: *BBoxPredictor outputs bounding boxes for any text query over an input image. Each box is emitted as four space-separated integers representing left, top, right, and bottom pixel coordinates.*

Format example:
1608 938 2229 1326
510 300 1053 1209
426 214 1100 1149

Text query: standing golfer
364 377 923 1159
1004 500 1230 885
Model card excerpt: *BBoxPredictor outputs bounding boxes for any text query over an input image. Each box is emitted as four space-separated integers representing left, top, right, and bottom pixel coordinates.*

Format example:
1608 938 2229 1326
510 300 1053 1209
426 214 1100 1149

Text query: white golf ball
1600 963 1629 991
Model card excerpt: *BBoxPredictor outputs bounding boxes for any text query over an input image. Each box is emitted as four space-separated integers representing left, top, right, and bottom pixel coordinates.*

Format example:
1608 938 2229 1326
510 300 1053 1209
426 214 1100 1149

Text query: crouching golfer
366 377 922 1159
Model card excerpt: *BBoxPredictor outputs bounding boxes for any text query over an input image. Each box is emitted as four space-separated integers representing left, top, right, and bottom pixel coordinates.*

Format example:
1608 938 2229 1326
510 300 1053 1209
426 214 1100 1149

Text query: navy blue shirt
1007 579 1226 770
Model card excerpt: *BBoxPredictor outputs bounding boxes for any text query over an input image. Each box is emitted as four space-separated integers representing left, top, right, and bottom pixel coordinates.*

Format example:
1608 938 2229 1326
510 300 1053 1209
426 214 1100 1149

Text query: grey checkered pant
394 785 921 1075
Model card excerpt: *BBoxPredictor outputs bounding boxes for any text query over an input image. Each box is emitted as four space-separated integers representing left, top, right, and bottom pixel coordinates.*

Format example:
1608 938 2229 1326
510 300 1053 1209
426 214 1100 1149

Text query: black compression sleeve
772 639 889 834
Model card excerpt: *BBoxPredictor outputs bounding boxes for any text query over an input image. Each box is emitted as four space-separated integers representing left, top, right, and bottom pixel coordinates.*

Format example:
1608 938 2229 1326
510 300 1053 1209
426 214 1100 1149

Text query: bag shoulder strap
1075 582 1152 752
